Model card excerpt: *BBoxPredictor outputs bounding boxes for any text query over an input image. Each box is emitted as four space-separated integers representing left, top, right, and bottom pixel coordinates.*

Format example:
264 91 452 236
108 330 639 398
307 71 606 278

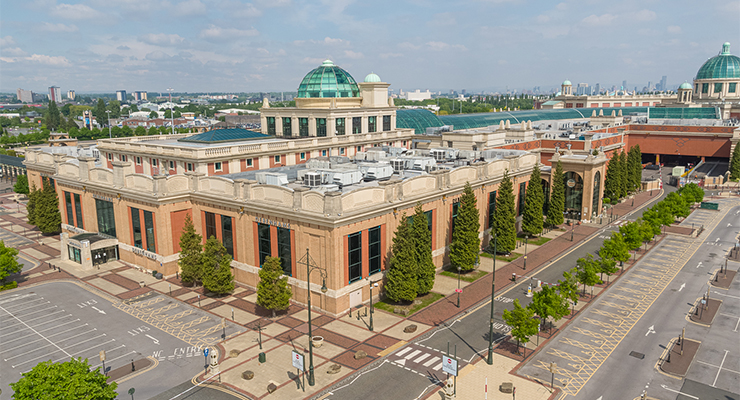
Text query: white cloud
343 50 363 59
173 0 207 16
145 50 172 61
138 33 185 46
0 36 16 47
380 53 402 59
199 25 259 41
324 37 348 45
398 42 420 50
26 54 71 66
51 3 105 20
555 2 567 11
426 41 466 51
41 22 79 32
667 26 681 34
634 9 656 22
581 14 616 26
2 48 27 56
536 15 550 23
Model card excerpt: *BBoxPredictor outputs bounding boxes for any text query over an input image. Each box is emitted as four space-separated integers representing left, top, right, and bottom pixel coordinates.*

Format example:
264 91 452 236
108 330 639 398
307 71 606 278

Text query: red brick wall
170 209 192 253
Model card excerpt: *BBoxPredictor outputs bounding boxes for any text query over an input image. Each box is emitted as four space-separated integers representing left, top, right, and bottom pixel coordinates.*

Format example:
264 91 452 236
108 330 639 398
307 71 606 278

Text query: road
323 170 676 400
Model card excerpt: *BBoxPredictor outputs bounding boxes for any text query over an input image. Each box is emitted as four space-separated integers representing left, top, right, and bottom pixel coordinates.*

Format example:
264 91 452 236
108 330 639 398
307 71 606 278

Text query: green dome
696 42 740 80
296 60 360 98
562 80 572 86
679 82 692 90
364 72 381 83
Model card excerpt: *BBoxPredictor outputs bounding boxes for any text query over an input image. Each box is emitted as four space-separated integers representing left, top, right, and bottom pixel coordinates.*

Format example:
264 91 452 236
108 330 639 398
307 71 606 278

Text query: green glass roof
646 107 718 119
396 109 444 133
179 128 270 143
696 43 740 79
296 60 360 98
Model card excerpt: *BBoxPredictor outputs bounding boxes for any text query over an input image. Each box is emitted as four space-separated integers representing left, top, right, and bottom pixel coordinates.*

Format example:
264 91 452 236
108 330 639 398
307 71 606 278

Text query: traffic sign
442 355 458 376
128 388 135 395
291 350 305 371
99 350 106 362
203 348 209 357
454 289 462 293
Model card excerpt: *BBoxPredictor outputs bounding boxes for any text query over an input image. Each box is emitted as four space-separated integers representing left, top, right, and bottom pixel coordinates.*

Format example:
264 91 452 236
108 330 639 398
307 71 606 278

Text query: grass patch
494 252 523 262
440 269 488 283
374 292 444 316
527 236 551 246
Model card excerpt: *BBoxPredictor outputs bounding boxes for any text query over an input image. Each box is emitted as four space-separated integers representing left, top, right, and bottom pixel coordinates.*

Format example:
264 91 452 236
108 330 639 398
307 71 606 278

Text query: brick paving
117 287 151 300
277 316 304 328
331 348 377 370
100 273 141 291
201 300 224 311
711 270 736 289
312 327 359 349
660 339 700 377
364 334 399 350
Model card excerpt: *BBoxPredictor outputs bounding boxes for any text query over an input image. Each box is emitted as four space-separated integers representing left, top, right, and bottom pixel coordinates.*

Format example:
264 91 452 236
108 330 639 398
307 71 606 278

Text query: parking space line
712 350 729 387
90 348 134 369
21 310 67 324
0 294 38 306
0 326 30 338
35 319 81 334
0 300 52 314
9 305 58 318
28 314 73 328
60 339 116 360
4 343 56 362
63 333 106 349
4 324 89 347
0 304 71 358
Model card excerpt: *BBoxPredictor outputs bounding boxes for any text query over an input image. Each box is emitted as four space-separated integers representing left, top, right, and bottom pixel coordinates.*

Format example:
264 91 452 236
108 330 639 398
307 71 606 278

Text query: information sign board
442 355 458 376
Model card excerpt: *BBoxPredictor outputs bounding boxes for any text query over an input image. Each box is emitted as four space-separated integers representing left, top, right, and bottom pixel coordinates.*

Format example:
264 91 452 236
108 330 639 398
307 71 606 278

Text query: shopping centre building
22 44 739 315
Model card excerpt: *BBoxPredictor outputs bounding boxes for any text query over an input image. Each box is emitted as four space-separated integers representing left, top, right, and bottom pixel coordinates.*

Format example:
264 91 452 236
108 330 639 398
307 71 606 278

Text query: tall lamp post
367 278 378 331
167 88 175 135
299 248 327 387
487 233 498 365
456 266 461 308
523 235 529 270
105 110 112 139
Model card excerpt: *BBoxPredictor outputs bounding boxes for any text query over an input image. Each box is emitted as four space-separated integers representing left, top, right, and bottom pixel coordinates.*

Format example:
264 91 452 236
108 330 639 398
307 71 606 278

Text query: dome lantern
296 60 360 98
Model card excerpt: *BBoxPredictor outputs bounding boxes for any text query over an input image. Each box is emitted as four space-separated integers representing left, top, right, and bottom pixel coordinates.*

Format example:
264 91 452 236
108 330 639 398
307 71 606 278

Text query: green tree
619 221 643 252
386 215 418 302
411 203 435 294
256 256 292 317
547 160 565 226
557 267 580 314
522 164 544 236
493 171 517 253
106 100 121 119
178 214 203 285
641 206 665 237
26 184 39 226
201 236 234 295
576 254 602 296
596 256 619 284
10 357 118 400
134 126 147 136
13 174 29 195
731 144 740 181
502 299 539 357
528 284 569 331
679 182 704 204
599 231 630 267
149 111 158 119
618 151 629 198
627 145 642 193
148 126 158 136
93 98 107 123
603 152 621 201
638 218 655 249
0 240 22 284
46 100 61 131
664 191 690 219
35 180 61 234
450 182 481 271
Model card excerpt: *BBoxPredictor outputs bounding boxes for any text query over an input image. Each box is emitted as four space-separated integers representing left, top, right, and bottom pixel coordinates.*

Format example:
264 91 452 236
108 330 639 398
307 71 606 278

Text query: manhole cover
709 253 717 258
629 351 645 359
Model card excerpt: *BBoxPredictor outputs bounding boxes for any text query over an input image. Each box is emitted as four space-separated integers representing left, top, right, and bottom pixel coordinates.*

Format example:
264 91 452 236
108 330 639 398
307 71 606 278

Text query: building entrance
92 245 118 266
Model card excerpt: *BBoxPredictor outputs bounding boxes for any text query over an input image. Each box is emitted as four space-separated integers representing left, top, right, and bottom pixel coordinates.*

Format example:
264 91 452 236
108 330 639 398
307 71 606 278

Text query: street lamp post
523 236 528 270
487 234 497 365
367 279 378 331
457 266 461 308
299 248 327 387
105 110 111 139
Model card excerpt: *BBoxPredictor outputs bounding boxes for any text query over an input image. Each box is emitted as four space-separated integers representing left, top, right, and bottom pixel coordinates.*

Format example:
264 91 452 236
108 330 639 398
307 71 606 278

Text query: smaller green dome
562 80 572 86
364 73 381 83
679 82 692 90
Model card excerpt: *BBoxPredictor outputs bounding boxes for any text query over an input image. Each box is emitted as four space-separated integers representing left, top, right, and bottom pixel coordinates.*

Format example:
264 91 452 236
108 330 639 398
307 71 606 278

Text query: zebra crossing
389 343 465 378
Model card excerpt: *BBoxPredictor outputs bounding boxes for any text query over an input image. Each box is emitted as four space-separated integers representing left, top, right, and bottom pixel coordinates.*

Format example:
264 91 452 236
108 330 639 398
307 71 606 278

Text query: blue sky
1 0 738 94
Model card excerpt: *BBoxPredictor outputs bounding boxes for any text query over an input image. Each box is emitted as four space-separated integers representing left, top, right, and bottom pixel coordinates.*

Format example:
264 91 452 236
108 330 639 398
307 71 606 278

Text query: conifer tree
618 151 629 198
631 145 643 191
547 160 565 227
35 180 61 234
412 203 435 294
603 153 619 201
202 236 234 295
46 101 61 131
450 182 481 271
94 98 107 122
493 171 517 254
13 174 29 195
257 256 292 317
731 144 740 181
386 214 418 302
178 214 203 285
522 164 544 237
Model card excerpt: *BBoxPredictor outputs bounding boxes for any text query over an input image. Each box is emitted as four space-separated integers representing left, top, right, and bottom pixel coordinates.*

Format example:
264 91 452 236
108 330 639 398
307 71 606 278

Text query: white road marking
422 356 440 367
405 350 422 360
645 325 655 336
696 262 703 268
12 305 58 318
0 301 51 314
432 362 443 371
712 350 729 387
678 283 686 292
696 360 740 375
0 304 71 359
4 324 89 347
27 314 73 328
414 353 431 364
661 384 699 399
712 291 740 300
91 306 106 314
35 319 82 334
22 310 67 324
395 358 406 366
145 334 159 344
0 293 37 306
396 347 412 357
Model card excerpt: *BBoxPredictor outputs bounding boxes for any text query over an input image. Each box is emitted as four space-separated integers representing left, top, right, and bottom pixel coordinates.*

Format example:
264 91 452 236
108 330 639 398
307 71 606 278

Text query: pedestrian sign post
291 350 305 371
204 348 209 357
442 355 458 376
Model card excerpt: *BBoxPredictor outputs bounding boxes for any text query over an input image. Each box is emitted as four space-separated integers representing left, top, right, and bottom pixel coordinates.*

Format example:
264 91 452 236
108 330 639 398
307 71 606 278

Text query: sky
1 0 739 95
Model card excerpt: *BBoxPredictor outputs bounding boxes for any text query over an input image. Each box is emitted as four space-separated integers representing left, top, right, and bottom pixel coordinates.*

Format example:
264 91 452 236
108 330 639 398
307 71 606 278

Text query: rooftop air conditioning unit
391 159 405 172
304 172 321 187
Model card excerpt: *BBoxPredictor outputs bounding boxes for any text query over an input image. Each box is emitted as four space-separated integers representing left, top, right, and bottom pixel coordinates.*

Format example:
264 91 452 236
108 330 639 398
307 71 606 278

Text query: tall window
266 117 276 135
368 226 381 275
299 117 309 137
518 182 526 216
592 172 601 219
336 118 345 135
143 210 155 252
95 199 116 237
282 117 292 137
131 207 142 248
352 117 361 134
68 246 81 264
258 223 271 266
730 83 737 93
368 116 377 132
64 192 74 226
277 227 291 276
221 215 233 258
714 83 723 94
451 201 459 234
316 118 326 137
702 83 709 94
204 212 217 240
348 232 362 283
488 191 497 229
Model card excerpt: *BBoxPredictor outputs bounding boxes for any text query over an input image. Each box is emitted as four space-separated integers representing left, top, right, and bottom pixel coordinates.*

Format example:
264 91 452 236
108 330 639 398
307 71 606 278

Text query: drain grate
629 351 645 359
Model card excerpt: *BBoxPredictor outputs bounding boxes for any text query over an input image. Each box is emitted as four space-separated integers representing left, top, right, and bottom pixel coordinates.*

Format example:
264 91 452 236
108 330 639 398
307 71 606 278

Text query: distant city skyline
1 0 738 94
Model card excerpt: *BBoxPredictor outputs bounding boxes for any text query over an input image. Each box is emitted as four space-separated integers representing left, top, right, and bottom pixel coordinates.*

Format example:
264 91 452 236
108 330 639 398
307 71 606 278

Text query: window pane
144 210 155 252
488 191 497 229
729 83 737 93
336 118 345 135
258 223 271 266
205 212 217 240
95 199 116 237
518 182 526 216
299 117 309 137
317 118 326 137
221 215 233 258
383 115 391 131
283 117 292 137
352 117 361 134
131 208 142 248
348 232 362 282
368 226 381 275
65 192 74 226
702 83 709 94
368 116 376 133
714 83 723 93
73 194 83 229
451 202 459 235
277 227 291 276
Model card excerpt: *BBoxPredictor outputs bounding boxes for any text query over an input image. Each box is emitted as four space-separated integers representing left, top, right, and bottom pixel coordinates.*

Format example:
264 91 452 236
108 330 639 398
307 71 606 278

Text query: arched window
592 171 601 218
564 171 583 219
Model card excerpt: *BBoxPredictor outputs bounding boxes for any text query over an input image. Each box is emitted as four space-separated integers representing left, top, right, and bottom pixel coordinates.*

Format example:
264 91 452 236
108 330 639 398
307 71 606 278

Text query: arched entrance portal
592 171 601 219
564 171 583 220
